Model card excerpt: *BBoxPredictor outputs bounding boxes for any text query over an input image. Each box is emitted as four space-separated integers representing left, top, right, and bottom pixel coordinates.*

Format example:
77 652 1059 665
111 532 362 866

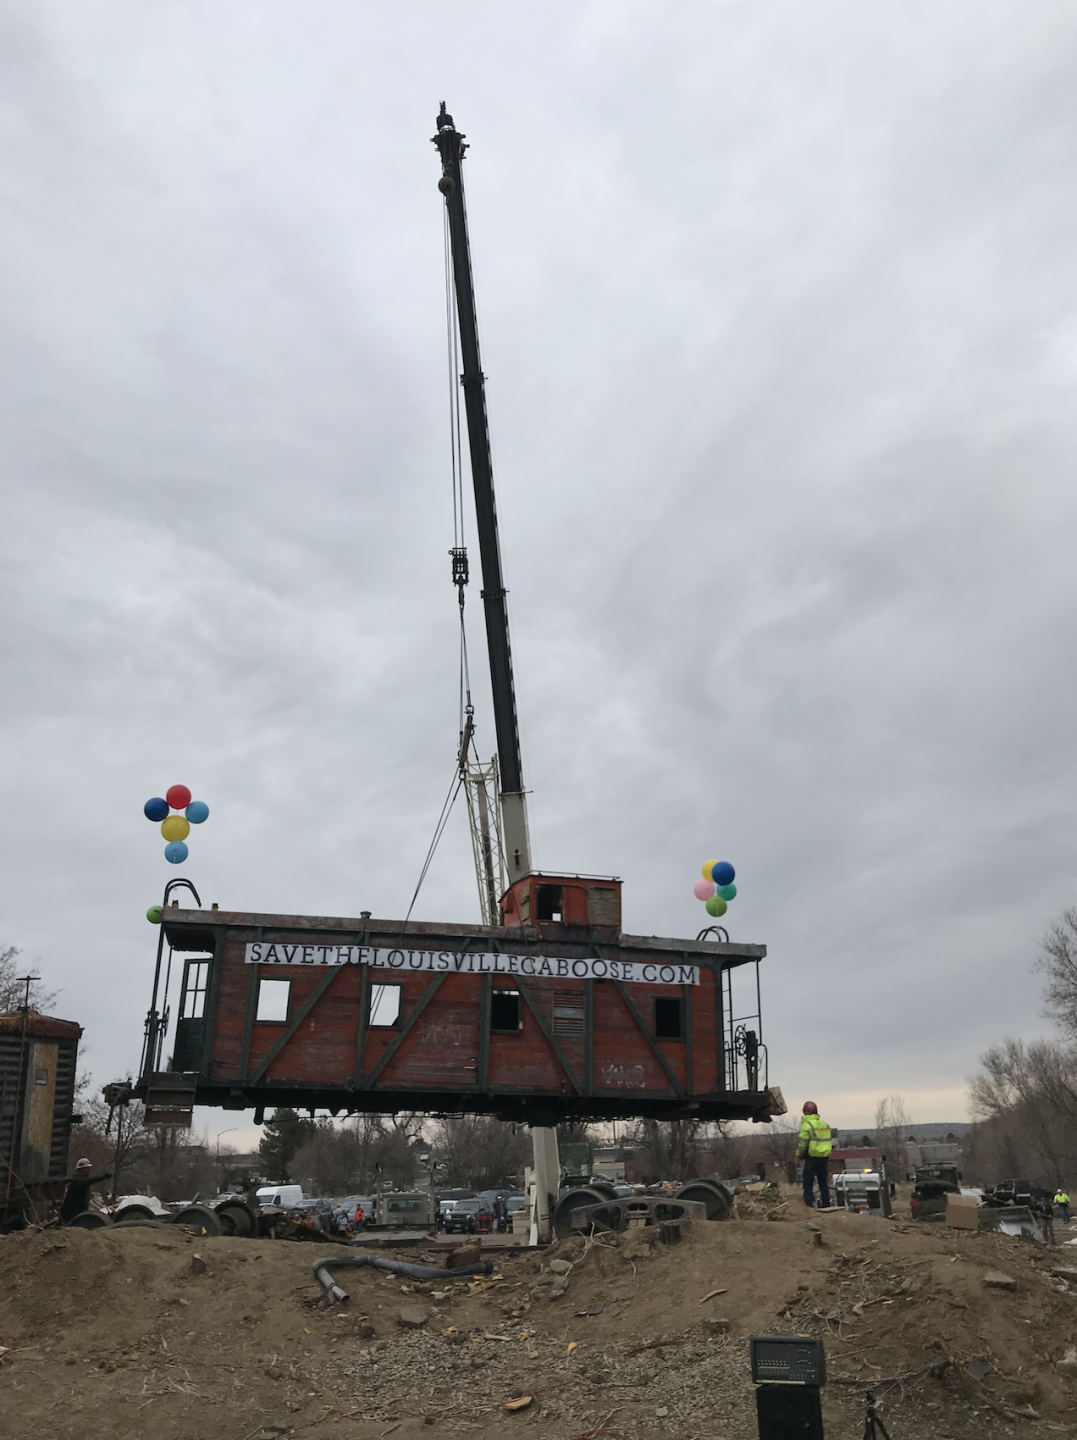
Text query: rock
983 1271 1017 1291
655 1406 669 1417
703 1316 731 1334
264 1366 283 1380
397 1306 429 1329
188 1254 206 1276
357 1322 375 1340
549 1259 573 1275
1058 1347 1077 1373
447 1241 481 1269
549 1276 570 1298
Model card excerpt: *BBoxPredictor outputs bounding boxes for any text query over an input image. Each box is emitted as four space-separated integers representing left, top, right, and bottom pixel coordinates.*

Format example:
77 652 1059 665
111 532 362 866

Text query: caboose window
536 885 563 922
369 984 402 1027
181 960 210 1020
490 988 522 1032
256 977 291 1023
654 996 684 1040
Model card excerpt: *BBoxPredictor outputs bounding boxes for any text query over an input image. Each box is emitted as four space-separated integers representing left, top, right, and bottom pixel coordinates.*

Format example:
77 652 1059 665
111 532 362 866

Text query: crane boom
433 103 532 881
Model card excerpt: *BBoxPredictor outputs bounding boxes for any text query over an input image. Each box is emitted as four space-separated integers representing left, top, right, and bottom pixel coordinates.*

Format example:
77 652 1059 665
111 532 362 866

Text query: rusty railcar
1 1010 83 1227
138 873 776 1127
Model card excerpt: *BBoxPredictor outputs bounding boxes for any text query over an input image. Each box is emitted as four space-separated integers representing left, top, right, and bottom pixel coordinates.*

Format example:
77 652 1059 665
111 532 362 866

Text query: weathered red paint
147 873 773 1124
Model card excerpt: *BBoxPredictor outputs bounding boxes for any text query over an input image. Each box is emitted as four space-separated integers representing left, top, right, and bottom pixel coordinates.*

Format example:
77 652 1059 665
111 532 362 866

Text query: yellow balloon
701 858 719 881
161 815 190 842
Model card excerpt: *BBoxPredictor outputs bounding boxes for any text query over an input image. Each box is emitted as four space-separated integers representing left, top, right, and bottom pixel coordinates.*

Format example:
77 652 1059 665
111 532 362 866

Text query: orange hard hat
802 1100 818 1114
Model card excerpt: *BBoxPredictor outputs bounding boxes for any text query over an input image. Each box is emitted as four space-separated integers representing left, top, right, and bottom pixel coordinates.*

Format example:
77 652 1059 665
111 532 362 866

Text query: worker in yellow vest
1055 1188 1070 1223
796 1101 833 1209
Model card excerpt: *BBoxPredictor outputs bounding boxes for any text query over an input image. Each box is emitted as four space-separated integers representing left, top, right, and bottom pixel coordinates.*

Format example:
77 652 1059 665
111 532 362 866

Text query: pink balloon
693 880 716 901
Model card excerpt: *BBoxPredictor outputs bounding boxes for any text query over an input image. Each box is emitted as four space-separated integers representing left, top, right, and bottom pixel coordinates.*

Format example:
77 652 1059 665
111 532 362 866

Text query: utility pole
433 103 531 880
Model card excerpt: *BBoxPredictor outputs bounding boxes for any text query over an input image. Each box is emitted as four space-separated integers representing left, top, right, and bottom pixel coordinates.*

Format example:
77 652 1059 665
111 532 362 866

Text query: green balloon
146 905 163 924
716 883 737 901
705 895 727 917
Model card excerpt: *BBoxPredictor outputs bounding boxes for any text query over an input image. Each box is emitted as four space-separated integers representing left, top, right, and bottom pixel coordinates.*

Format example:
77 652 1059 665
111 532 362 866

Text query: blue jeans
802 1157 830 1208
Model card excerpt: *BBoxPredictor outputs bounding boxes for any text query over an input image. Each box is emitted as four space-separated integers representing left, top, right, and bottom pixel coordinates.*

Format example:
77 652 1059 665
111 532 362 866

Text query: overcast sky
2 2 1076 1150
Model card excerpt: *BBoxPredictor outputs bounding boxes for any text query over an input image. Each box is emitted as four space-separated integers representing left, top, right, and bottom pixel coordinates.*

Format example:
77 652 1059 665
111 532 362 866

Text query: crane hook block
450 546 469 588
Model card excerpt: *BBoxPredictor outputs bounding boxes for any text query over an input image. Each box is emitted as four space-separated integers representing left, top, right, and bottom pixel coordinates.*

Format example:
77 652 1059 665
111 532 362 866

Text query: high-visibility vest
799 1114 833 1158
1056 1192 1069 1206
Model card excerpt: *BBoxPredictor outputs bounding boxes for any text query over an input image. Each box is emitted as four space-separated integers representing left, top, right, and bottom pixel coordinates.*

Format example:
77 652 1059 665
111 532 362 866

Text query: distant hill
839 1121 972 1145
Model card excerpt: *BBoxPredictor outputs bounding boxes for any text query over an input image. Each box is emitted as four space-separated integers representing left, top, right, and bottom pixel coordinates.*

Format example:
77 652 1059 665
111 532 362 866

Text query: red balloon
166 783 192 810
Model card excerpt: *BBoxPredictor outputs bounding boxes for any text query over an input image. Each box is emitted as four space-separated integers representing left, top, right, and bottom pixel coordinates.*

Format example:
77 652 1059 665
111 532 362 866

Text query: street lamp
216 1127 238 1161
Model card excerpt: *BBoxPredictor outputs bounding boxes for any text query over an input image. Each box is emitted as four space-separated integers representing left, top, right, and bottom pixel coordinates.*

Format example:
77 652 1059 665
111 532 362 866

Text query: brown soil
2 1204 1076 1440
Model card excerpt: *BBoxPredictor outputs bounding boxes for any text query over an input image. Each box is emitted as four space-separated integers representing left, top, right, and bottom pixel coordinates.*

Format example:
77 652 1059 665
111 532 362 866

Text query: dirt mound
1 1208 1076 1439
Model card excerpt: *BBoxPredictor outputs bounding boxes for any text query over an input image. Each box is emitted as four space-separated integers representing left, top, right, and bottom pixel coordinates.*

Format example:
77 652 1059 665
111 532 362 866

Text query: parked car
443 1198 492 1234
375 1191 435 1229
256 1184 305 1209
982 1179 1052 1214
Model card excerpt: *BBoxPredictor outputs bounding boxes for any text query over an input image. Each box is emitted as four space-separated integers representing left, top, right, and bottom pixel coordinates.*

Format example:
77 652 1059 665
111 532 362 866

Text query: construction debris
1 1204 1075 1438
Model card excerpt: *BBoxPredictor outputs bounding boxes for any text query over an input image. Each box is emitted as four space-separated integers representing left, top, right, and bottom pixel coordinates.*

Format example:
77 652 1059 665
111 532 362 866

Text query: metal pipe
311 1253 493 1305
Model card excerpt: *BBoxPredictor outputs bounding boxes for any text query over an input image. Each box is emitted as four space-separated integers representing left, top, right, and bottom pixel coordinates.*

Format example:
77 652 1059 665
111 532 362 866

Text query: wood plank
584 979 594 1096
478 973 492 1091
249 965 343 1086
238 957 261 1085
350 963 372 1087
611 979 685 1097
684 981 693 1096
360 974 448 1090
514 977 582 1094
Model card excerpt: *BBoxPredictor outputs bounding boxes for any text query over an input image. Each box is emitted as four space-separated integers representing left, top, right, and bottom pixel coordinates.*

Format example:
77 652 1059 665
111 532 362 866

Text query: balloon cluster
143 784 209 865
694 858 737 917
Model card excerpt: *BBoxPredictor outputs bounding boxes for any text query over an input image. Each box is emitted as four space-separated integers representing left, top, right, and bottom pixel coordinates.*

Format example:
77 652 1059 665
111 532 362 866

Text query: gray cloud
0 2 1074 1133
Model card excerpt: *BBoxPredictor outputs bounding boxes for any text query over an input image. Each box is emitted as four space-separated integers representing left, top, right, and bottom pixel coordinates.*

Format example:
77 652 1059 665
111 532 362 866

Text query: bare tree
431 1116 529 1191
968 1036 1077 1187
1039 909 1077 1040
0 945 57 1014
874 1094 911 1180
290 1113 427 1195
757 1118 801 1183
628 1119 706 1183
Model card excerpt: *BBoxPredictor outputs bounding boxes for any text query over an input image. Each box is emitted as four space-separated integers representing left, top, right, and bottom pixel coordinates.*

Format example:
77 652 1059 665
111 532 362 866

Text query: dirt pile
1 1206 1076 1439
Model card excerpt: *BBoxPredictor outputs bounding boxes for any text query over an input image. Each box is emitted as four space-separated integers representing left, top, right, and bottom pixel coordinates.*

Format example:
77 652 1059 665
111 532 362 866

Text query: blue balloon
164 840 189 864
185 800 209 824
711 861 735 886
144 797 169 822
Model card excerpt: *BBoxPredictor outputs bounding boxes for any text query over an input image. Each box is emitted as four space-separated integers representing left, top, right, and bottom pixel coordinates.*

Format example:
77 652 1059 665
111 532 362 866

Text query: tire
674 1180 734 1221
113 1203 157 1224
67 1211 112 1230
214 1200 256 1238
552 1186 611 1239
170 1203 223 1236
587 1181 619 1202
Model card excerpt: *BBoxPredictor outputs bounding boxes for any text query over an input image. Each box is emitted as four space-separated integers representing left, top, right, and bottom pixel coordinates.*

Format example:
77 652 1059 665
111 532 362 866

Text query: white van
256 1184 304 1209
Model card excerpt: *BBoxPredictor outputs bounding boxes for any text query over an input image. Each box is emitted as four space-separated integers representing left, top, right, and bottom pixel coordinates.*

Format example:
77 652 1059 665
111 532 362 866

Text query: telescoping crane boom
433 103 532 888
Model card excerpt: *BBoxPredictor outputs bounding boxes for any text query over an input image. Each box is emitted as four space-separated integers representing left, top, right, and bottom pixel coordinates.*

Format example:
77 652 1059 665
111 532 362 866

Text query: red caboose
136 872 777 1128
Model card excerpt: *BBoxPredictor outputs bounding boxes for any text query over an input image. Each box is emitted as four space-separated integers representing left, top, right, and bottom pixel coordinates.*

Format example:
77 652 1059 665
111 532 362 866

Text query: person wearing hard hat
58 1157 112 1225
1055 1187 1070 1223
796 1102 833 1209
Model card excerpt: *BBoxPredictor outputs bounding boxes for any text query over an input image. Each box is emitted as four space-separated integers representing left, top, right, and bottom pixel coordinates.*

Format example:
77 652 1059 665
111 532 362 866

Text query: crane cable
400 201 473 928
